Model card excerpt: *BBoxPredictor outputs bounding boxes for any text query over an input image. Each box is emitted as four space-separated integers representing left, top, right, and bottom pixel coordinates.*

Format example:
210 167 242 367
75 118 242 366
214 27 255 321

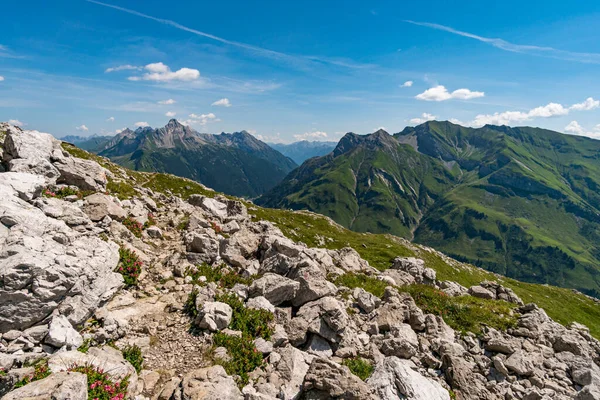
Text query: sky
1 0 600 143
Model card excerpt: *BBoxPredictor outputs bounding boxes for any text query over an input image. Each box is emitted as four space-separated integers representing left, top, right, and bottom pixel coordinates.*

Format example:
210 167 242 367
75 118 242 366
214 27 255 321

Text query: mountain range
72 120 298 198
268 140 337 164
257 121 600 296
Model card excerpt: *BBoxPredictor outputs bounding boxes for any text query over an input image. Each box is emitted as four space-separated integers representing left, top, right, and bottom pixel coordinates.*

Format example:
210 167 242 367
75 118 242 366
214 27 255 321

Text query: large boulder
181 365 243 399
3 127 61 183
287 296 349 345
188 195 228 219
53 154 108 191
302 357 374 399
368 357 450 400
249 273 300 306
82 193 127 221
2 372 87 400
0 172 45 201
0 178 123 332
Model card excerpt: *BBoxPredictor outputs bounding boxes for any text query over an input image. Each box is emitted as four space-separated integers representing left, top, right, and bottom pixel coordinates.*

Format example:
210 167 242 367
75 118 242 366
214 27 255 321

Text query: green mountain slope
257 121 600 296
91 120 297 198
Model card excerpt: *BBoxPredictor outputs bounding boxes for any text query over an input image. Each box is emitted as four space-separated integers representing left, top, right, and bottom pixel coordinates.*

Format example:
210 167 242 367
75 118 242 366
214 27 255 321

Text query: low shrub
107 180 136 200
78 338 92 353
143 213 156 229
213 332 263 386
69 363 129 400
13 360 51 388
121 345 143 373
122 216 143 238
42 186 93 199
187 264 254 289
117 247 142 287
342 357 374 381
215 293 274 340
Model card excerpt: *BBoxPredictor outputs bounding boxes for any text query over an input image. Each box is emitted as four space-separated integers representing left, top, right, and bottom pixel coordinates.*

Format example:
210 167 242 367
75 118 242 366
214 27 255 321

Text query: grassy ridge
61 142 600 339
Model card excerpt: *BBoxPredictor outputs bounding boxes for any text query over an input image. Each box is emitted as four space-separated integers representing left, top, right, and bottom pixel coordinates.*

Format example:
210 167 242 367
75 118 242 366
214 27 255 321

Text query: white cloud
106 116 115 122
135 121 150 128
8 119 24 127
471 97 599 127
182 113 219 127
416 85 484 101
158 99 176 105
293 131 328 141
76 124 89 131
246 129 257 135
565 121 586 135
255 132 285 143
471 111 530 127
563 121 600 139
400 80 413 88
115 128 126 134
105 64 141 73
212 98 232 107
375 126 387 131
409 113 437 124
0 76 4 82
165 111 176 117
128 62 200 82
570 97 600 111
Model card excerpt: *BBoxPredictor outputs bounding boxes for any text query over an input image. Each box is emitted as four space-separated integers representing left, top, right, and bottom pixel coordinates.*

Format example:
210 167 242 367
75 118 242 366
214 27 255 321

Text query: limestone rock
82 193 127 221
197 301 233 331
249 273 300 306
44 315 83 349
2 371 87 400
181 365 243 399
53 154 108 191
302 357 374 399
368 357 450 400
188 195 228 219
0 180 123 331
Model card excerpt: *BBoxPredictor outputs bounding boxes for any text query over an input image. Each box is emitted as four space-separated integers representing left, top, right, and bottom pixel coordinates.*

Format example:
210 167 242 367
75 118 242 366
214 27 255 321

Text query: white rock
197 301 232 331
45 315 83 348
368 357 450 400
2 371 87 400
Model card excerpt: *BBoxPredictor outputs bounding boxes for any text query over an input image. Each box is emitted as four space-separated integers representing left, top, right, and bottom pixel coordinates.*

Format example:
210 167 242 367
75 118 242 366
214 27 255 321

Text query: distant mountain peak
166 119 184 129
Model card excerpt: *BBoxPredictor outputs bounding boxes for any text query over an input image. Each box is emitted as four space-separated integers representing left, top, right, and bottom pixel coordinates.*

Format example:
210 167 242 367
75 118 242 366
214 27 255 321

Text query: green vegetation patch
334 273 388 298
212 332 264 386
13 359 51 388
215 293 274 340
400 284 517 335
342 357 374 381
121 344 143 373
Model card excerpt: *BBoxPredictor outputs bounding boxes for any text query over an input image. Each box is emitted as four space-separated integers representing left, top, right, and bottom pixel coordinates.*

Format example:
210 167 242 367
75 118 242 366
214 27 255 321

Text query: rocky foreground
0 122 599 399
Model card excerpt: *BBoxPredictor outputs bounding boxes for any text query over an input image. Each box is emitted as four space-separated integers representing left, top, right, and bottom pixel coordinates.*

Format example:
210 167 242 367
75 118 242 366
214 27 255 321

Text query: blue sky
1 0 600 142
